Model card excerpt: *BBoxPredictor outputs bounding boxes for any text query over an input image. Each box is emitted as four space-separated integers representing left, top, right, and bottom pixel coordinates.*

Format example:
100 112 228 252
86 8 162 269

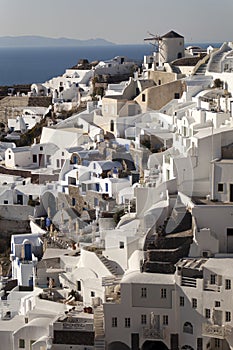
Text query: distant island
0 35 115 47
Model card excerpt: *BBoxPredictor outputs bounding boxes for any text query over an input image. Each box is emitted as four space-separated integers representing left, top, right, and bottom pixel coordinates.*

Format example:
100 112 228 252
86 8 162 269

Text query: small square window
226 311 231 322
225 279 231 290
141 287 147 298
215 301 221 307
141 314 147 324
210 274 216 284
125 317 130 328
112 317 117 327
163 315 168 325
218 183 224 192
161 288 167 299
205 308 211 318
180 296 184 306
119 241 124 249
192 298 197 309
19 339 25 348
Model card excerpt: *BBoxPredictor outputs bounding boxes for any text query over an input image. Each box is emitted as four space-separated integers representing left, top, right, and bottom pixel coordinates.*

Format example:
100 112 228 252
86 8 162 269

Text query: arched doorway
108 341 130 350
142 340 169 350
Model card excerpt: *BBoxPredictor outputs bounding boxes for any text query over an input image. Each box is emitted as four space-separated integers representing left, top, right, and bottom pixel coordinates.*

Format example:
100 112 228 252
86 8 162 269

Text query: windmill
144 32 166 65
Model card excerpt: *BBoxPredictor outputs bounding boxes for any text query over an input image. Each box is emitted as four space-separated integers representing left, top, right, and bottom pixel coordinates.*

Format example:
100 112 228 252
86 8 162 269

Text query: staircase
98 254 118 275
195 63 208 75
207 45 232 73
94 305 105 350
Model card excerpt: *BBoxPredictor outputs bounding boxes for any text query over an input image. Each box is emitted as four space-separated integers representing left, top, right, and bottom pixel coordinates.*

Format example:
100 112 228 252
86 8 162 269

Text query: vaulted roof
162 30 184 39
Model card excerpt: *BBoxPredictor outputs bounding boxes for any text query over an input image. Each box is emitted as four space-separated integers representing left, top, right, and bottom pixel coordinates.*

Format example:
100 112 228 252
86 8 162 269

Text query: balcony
204 281 221 292
143 327 164 340
202 323 232 339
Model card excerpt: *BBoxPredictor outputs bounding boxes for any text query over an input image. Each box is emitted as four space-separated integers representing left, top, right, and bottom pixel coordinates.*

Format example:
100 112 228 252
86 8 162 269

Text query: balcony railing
204 281 221 292
143 327 163 340
202 323 232 339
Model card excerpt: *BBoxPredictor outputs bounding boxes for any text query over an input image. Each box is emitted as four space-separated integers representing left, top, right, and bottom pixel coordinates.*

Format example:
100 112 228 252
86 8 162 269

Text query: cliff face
0 96 51 125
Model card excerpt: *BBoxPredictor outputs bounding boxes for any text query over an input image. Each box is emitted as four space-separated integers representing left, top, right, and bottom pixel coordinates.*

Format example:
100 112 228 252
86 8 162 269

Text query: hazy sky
0 0 232 44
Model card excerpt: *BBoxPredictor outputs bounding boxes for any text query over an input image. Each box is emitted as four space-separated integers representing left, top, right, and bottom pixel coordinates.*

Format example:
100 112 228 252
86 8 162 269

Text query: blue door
24 244 32 260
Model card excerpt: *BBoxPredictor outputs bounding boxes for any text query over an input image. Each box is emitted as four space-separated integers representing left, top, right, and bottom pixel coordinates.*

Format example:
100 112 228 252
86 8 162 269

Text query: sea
0 45 154 86
0 43 222 86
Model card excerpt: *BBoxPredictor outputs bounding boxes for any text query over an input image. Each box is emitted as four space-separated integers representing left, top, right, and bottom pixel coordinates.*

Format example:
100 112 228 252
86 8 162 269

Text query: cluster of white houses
1 31 233 350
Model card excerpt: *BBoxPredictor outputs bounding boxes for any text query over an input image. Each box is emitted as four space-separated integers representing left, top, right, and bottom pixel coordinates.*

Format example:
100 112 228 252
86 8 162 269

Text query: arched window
177 52 182 59
183 322 193 334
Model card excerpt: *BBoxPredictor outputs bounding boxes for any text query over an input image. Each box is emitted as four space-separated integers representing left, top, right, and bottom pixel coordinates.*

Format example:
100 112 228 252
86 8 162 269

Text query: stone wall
0 204 34 221
135 79 184 112
68 185 85 215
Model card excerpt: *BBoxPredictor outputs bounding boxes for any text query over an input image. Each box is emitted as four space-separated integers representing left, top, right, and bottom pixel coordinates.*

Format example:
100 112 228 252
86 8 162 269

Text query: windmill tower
144 30 185 66
144 32 166 67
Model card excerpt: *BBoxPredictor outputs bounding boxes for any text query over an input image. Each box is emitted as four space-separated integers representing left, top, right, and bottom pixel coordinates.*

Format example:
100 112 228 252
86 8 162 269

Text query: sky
0 0 232 44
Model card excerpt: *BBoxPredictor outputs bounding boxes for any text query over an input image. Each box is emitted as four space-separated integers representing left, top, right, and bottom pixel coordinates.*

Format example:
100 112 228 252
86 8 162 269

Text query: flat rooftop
192 197 233 206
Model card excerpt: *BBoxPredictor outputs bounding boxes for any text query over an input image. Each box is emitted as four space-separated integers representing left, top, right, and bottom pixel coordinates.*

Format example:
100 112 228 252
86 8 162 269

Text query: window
3 200 8 204
91 291 95 297
72 198 76 206
8 154 11 160
163 315 168 325
119 241 124 249
141 287 147 298
180 296 184 306
215 339 221 348
215 301 221 307
62 152 64 156
183 322 193 334
210 274 216 284
226 311 231 322
56 159 60 168
19 339 25 348
174 93 180 99
125 317 130 328
161 288 167 299
112 317 117 327
218 183 224 192
142 93 146 102
33 154 37 163
77 280 81 291
225 279 231 290
205 308 211 319
192 298 197 309
40 146 43 151
105 183 109 192
110 120 114 132
141 314 147 324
